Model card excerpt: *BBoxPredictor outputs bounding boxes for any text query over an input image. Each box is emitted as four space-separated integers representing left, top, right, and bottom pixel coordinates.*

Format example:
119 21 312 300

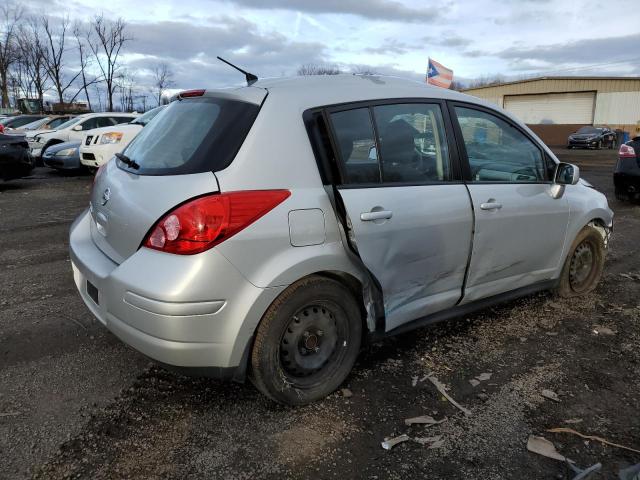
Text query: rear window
119 97 260 175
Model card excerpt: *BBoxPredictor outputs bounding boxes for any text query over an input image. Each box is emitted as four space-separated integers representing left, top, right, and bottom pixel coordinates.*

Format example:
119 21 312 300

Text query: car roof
249 74 477 109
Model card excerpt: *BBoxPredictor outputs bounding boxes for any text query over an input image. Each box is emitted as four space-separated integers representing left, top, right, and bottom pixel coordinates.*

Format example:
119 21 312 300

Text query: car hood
44 141 81 155
84 124 142 136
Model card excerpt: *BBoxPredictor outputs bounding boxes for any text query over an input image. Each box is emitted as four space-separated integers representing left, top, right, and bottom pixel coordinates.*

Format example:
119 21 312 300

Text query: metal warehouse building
463 76 640 145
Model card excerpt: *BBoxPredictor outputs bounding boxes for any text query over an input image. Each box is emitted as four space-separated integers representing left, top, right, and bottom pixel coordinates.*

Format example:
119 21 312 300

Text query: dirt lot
1 148 638 479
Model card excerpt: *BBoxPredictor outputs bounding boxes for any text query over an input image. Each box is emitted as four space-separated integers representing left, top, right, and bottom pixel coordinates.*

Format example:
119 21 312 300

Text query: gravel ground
1 148 638 479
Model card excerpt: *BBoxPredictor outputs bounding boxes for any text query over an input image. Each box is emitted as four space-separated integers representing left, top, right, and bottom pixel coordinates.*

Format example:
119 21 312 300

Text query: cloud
222 0 442 23
123 16 329 88
496 33 640 66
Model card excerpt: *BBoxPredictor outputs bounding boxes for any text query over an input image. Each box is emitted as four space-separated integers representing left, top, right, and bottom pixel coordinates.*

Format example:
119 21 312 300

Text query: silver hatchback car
70 75 613 405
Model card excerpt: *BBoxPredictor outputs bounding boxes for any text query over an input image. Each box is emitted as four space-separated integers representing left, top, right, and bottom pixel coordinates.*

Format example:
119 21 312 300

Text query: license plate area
87 280 99 305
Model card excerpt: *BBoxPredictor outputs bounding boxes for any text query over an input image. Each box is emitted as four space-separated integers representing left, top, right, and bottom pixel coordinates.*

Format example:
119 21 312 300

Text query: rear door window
120 97 259 175
329 102 452 185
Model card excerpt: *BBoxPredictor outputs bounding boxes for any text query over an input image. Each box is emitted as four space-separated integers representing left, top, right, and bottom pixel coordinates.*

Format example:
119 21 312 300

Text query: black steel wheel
250 276 362 405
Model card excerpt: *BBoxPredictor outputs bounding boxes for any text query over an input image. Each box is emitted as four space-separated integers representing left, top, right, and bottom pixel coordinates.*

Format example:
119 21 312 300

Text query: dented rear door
325 101 473 332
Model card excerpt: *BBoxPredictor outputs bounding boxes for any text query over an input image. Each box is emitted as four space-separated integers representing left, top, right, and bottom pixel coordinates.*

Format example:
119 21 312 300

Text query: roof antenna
216 56 258 86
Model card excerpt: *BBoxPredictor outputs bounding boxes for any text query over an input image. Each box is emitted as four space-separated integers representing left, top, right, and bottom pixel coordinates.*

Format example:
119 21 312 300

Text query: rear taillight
143 190 291 255
619 144 636 158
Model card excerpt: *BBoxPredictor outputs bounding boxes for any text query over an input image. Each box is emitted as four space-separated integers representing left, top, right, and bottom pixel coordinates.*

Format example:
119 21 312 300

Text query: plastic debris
569 462 602 480
546 428 640 454
411 376 419 387
381 434 410 450
619 463 640 480
527 435 574 463
341 388 353 398
541 389 561 402
414 435 445 449
619 273 640 281
475 372 493 382
426 375 472 416
404 415 446 426
593 326 615 336
469 379 481 387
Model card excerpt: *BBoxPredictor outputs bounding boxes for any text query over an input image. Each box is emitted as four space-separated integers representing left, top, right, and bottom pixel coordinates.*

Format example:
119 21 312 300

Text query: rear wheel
558 226 605 297
250 276 362 405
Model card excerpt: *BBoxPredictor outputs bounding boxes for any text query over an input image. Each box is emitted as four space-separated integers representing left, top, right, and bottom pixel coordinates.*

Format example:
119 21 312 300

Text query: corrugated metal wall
463 78 640 141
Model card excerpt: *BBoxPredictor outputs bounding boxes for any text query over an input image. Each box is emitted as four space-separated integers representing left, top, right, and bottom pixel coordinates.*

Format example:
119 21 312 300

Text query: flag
427 58 453 88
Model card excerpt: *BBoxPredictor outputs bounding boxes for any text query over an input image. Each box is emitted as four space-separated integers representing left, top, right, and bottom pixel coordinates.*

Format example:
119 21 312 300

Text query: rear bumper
614 172 640 195
0 152 34 180
69 209 284 375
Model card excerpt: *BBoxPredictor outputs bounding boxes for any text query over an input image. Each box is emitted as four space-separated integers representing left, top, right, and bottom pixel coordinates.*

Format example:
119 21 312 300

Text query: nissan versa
70 74 613 405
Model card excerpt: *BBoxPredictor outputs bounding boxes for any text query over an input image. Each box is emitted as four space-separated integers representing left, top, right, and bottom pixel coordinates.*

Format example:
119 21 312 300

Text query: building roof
462 75 640 92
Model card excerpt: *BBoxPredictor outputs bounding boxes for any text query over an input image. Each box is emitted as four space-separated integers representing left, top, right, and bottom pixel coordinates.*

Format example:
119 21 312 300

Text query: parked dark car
568 126 616 149
614 136 640 201
0 134 34 181
42 141 82 171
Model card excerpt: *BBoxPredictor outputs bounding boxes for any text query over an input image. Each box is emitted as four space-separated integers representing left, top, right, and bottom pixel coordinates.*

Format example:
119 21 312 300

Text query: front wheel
250 276 362 405
557 226 606 297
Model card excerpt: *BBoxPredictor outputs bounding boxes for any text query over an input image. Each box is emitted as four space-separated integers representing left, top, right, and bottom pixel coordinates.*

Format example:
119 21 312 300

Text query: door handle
360 210 393 221
480 201 502 211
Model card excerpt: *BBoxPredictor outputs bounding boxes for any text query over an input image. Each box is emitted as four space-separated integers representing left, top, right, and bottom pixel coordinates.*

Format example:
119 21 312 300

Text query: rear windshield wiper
115 152 140 170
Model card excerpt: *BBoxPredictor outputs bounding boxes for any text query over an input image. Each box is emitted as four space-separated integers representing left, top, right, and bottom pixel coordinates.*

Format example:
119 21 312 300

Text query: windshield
55 117 84 130
120 97 259 175
130 106 165 126
576 127 600 134
21 118 50 130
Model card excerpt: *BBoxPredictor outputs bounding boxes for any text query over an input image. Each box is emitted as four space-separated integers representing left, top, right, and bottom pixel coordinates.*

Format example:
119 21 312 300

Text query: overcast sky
13 0 640 93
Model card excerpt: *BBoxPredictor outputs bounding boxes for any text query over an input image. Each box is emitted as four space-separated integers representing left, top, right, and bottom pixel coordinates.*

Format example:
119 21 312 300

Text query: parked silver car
69 75 613 405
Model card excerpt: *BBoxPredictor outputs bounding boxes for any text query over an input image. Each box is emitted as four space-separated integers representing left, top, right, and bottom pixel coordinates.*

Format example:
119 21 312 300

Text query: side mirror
72 125 83 131
555 162 580 185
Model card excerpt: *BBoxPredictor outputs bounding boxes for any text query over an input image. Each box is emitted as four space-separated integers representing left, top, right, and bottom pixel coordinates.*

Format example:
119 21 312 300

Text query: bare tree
297 64 342 76
153 62 174 106
467 75 506 89
0 5 23 108
73 22 96 111
41 15 83 104
17 19 49 105
87 15 131 111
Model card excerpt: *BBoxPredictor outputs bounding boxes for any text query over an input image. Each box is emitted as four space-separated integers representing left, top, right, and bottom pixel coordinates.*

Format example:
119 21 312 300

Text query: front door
327 101 473 331
450 104 570 303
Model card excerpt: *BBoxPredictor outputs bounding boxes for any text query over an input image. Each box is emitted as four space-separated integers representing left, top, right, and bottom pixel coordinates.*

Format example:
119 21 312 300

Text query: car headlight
100 132 123 144
55 148 77 157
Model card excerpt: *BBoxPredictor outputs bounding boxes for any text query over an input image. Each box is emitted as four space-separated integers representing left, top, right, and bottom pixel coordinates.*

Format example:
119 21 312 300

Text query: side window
454 106 546 182
373 103 450 182
96 117 116 128
113 116 133 125
80 118 99 131
330 108 380 184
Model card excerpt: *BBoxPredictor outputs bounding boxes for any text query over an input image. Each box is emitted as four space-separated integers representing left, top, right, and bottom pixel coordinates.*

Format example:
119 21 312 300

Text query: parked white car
80 106 165 169
29 112 138 157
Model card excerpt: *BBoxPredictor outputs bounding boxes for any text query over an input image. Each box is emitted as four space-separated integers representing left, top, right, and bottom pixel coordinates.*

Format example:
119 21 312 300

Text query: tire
557 226 606 298
567 145 573 149
249 275 362 405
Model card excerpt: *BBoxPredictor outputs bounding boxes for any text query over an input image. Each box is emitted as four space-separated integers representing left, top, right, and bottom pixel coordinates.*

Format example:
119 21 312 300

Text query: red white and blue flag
427 58 453 88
